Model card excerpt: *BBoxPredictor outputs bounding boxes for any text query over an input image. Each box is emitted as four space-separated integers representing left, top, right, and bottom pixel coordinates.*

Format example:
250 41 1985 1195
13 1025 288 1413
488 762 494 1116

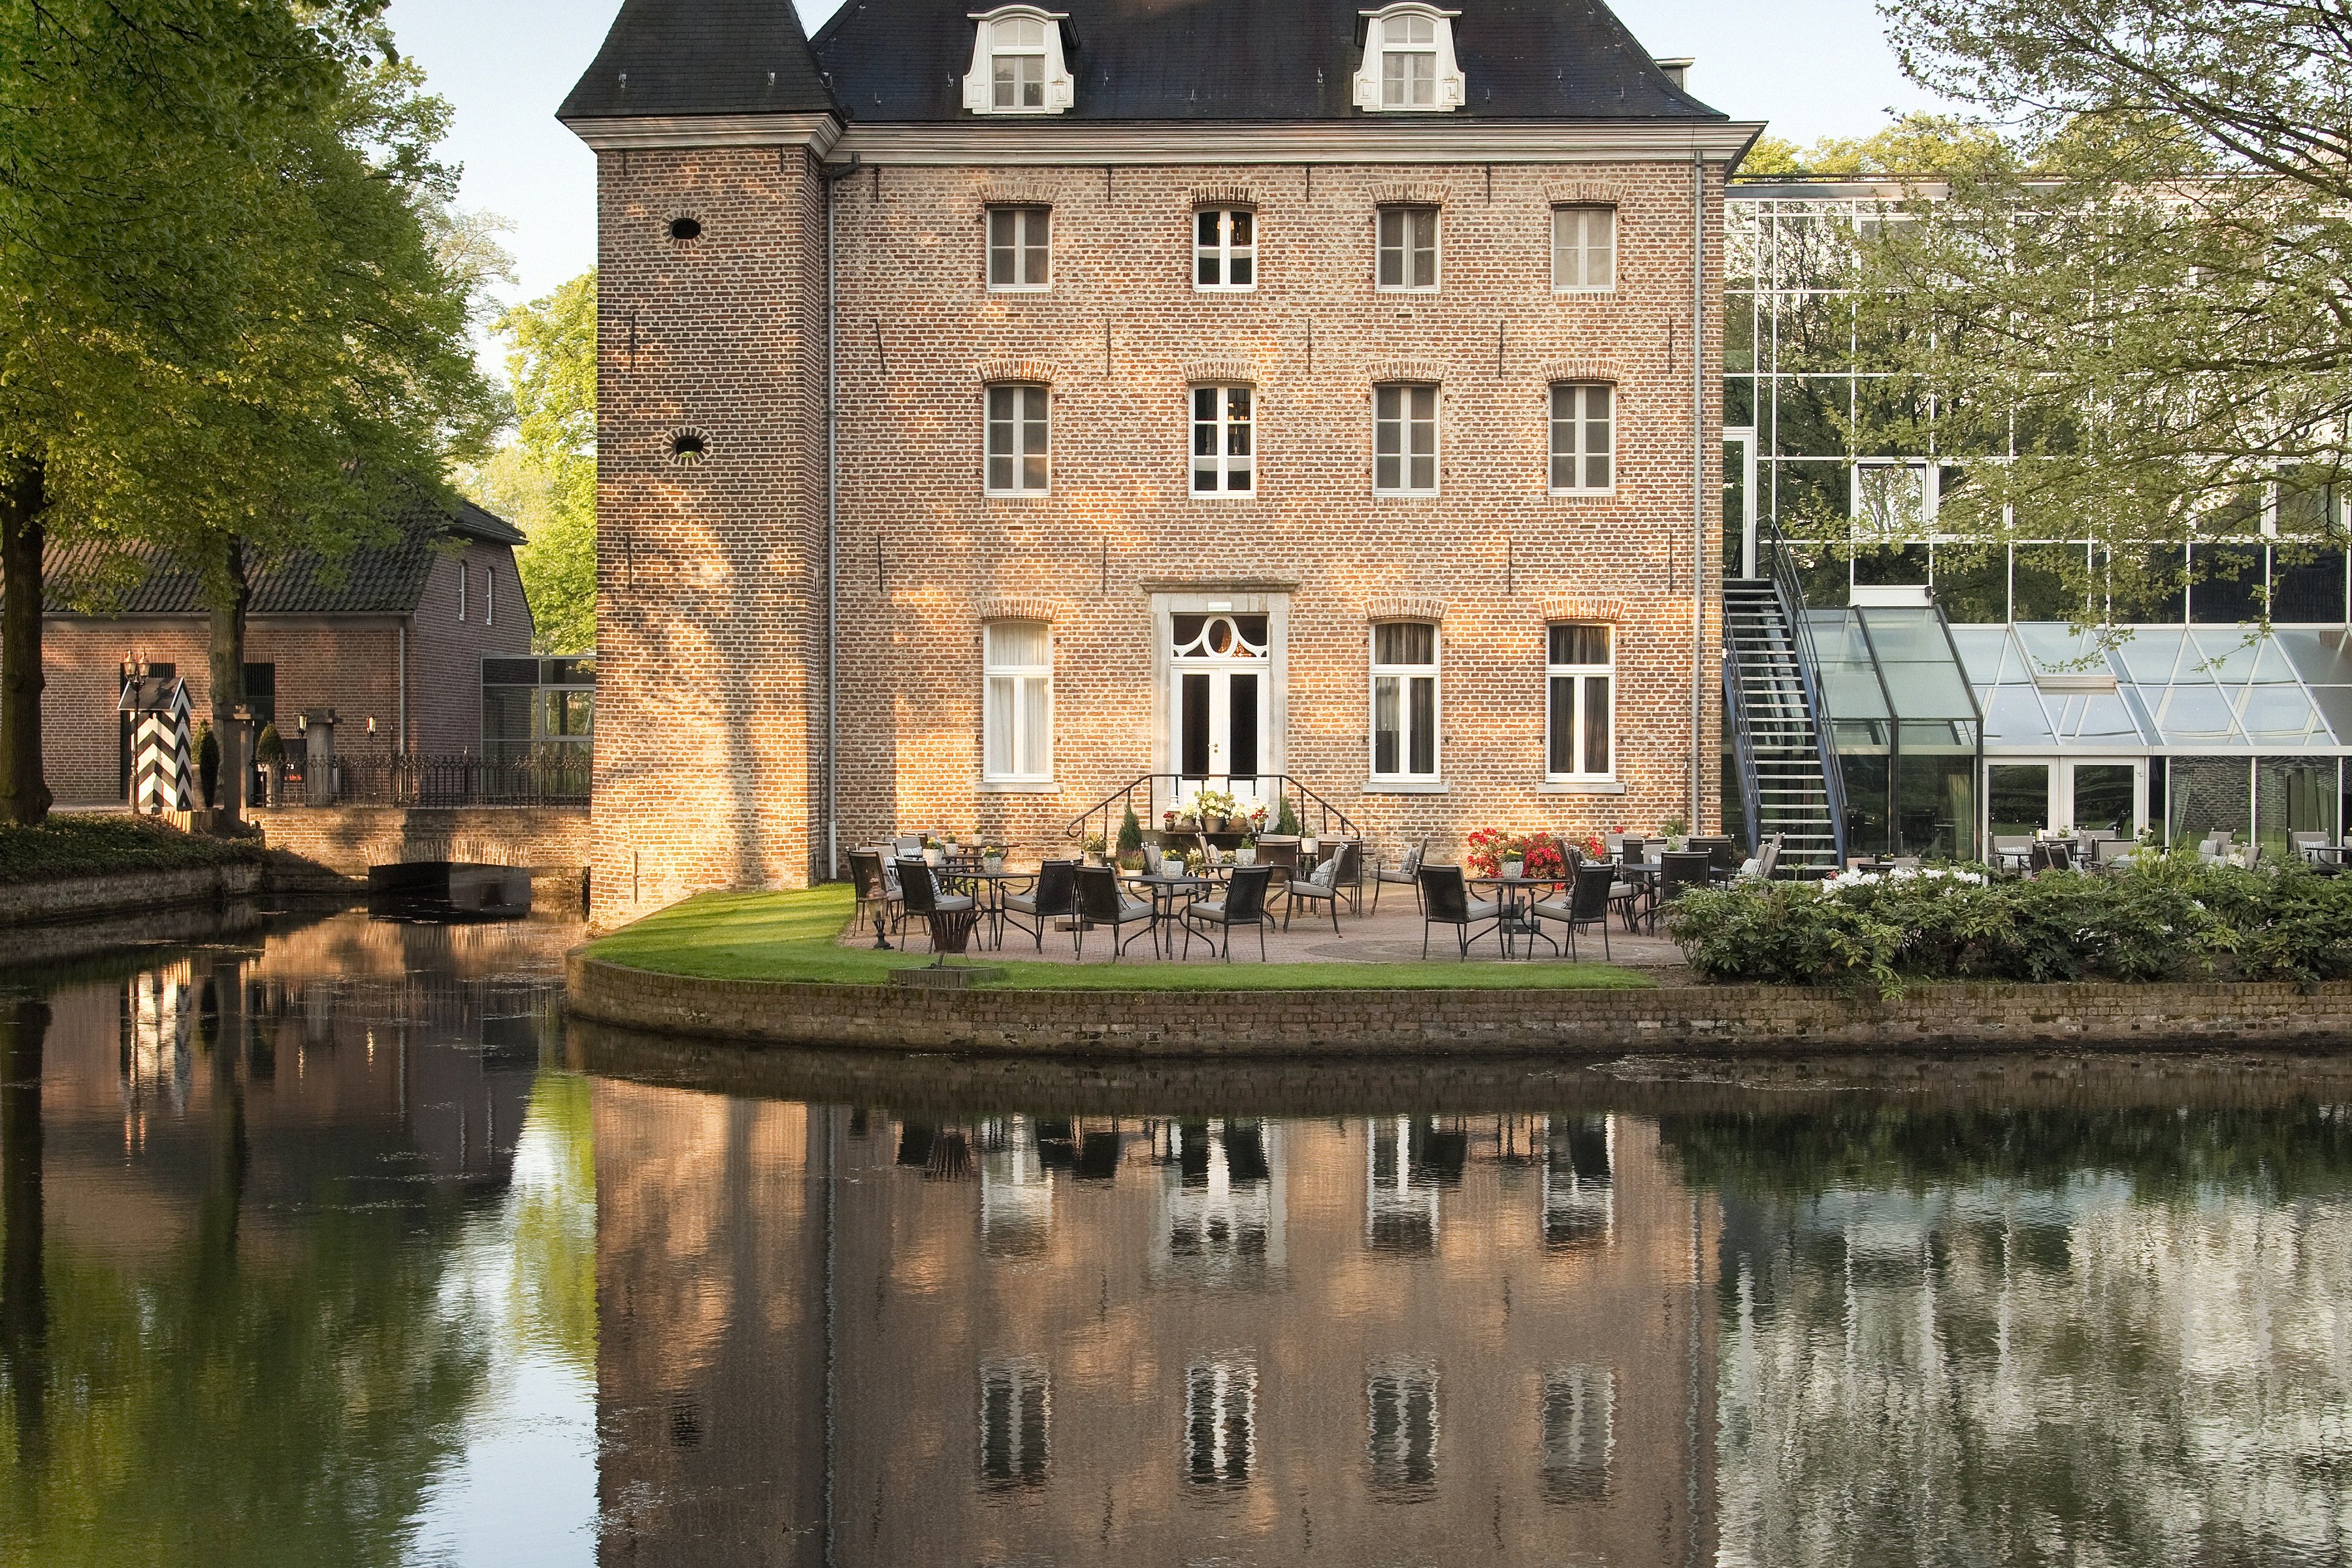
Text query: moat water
4 909 2351 1565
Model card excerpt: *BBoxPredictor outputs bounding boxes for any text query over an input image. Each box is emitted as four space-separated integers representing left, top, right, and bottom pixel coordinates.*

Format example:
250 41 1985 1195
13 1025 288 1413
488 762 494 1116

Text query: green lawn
586 886 1652 991
0 812 263 886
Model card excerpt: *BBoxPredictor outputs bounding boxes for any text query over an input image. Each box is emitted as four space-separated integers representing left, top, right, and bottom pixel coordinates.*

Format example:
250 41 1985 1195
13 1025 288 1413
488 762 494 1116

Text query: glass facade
1727 182 2352 856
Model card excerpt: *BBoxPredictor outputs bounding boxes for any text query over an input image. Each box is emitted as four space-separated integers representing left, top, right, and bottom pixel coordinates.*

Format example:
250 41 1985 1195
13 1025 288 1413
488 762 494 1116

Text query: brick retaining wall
568 953 2352 1056
0 864 261 928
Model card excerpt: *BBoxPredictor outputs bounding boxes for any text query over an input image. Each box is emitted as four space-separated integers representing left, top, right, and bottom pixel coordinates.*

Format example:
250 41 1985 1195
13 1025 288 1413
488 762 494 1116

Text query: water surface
3 911 2350 1565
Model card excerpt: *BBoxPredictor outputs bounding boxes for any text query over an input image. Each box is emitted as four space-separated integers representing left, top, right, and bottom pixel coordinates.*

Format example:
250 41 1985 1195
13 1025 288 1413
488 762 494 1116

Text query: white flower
1823 864 1987 895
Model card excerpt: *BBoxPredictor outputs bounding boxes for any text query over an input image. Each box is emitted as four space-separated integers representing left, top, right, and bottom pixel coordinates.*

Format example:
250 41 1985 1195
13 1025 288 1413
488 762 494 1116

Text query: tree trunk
1 996 48 1454
208 534 250 830
0 453 49 828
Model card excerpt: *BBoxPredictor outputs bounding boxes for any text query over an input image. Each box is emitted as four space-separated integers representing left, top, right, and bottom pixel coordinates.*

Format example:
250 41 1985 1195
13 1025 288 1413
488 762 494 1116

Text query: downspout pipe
1690 145 1707 833
820 153 862 883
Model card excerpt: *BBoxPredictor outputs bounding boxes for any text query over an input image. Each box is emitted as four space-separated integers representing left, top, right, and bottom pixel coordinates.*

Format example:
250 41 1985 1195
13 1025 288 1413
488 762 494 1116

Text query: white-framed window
1352 5 1466 112
1546 623 1614 779
979 1358 1050 1488
1367 1358 1440 1498
987 205 1051 290
985 383 1050 495
485 566 495 626
457 563 468 622
983 619 1053 781
1541 1366 1615 1505
1371 622 1439 781
1374 384 1439 495
1549 384 1614 494
1191 385 1254 495
1552 204 1616 291
1195 208 1256 289
1854 459 1934 537
961 7 1074 114
1377 205 1439 290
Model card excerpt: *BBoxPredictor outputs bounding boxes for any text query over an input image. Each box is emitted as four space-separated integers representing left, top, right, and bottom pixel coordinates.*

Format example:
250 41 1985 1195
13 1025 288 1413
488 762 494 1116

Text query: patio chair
1330 838 1366 913
1371 831 1434 915
1074 864 1158 961
1690 836 1739 883
1283 849 1347 936
894 857 976 955
1183 864 1274 961
1000 858 1079 951
1990 834 2032 872
1417 864 1502 960
2291 830 2330 866
1657 851 1713 921
1619 836 1646 866
847 847 903 944
2093 836 2138 868
893 834 924 860
2029 840 2074 873
1733 834 1784 882
1533 862 1617 961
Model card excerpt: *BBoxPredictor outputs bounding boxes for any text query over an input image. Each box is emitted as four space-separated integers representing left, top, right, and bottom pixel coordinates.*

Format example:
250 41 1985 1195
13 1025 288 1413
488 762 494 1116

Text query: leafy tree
1737 113 2004 178
1841 0 2352 616
467 270 596 655
0 1 498 827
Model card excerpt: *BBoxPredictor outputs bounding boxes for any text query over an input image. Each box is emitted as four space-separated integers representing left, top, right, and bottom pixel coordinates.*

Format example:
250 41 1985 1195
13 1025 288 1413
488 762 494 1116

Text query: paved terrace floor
840 887 1688 972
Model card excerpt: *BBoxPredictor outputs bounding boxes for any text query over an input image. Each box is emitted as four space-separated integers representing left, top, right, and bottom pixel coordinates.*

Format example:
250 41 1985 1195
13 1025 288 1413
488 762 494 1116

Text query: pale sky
387 0 1935 320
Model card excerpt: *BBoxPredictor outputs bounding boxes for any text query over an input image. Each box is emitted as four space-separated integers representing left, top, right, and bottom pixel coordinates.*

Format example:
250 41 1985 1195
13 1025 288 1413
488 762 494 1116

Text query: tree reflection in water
1672 1103 2352 1567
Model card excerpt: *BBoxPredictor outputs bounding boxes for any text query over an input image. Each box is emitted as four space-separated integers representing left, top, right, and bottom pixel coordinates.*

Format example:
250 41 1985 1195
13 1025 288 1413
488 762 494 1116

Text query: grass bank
587 886 1650 992
0 813 263 887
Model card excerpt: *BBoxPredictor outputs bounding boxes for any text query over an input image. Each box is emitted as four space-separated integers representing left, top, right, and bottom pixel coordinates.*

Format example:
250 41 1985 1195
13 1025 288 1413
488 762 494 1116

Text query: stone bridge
255 805 591 910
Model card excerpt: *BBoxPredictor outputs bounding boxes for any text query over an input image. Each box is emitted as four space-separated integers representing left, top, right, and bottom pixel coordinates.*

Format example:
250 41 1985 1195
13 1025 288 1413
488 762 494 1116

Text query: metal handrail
1720 649 1764 855
1063 773 1360 851
1761 519 1850 866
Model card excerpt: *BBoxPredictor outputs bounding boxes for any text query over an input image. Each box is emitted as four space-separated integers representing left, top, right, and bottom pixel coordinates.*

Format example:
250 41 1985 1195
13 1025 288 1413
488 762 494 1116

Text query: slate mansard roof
44 493 525 619
561 0 1726 126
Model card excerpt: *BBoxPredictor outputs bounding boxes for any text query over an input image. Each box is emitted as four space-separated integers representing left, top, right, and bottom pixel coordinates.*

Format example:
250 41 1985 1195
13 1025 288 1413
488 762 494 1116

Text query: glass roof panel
2189 627 2261 682
2278 628 2352 688
2304 685 2352 745
2236 684 2332 747
2016 622 2115 678
1820 662 1891 720
2250 636 2304 684
1980 684 2057 749
2052 690 2151 747
1946 625 2015 687
2110 627 2188 685
1879 657 1977 721
1855 608 1947 661
2153 681 2245 745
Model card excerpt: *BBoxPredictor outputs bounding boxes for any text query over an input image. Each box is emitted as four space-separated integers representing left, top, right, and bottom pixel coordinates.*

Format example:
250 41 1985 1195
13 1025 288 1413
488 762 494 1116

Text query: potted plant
1118 804 1145 862
981 843 1005 874
1501 834 1526 881
1183 847 1207 875
1083 831 1107 864
1300 831 1320 858
1164 809 1179 833
1235 834 1258 867
1658 815 1690 853
255 722 286 807
923 835 945 867
1275 794 1301 838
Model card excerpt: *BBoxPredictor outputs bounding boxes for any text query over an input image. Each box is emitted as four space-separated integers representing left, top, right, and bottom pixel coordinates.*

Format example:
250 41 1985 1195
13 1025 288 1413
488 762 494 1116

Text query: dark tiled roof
44 493 522 619
559 0 840 122
812 0 1722 122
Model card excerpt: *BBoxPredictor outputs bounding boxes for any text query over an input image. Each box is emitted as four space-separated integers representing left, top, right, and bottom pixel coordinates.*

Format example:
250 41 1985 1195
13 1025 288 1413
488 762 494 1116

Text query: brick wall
570 955 2352 1056
591 148 1725 923
409 542 536 757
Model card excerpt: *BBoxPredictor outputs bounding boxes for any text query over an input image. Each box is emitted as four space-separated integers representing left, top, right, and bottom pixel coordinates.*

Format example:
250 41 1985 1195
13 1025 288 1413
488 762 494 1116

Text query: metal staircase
1723 551 1846 874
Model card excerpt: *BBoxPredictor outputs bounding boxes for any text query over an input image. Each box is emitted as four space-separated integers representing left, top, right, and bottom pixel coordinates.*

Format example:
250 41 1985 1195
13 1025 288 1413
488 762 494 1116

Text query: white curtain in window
985 620 1052 779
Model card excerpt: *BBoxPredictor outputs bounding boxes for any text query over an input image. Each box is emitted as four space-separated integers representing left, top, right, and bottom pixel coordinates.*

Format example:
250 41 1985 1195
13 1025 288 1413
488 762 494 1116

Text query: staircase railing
1063 774 1360 853
1760 519 1850 868
1720 649 1764 855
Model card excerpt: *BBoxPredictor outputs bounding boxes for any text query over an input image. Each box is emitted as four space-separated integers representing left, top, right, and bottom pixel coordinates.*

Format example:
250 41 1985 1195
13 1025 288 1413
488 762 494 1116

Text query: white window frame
978 1358 1051 1486
1552 204 1616 292
1369 621 1441 783
1549 383 1615 495
985 382 1051 495
1376 205 1440 291
485 565 495 626
1184 1358 1258 1486
457 562 467 622
986 204 1051 291
1546 623 1615 781
1194 207 1257 291
983 619 1053 782
1191 384 1256 497
1853 459 1936 538
1373 383 1439 496
1352 4 1466 113
961 7 1074 115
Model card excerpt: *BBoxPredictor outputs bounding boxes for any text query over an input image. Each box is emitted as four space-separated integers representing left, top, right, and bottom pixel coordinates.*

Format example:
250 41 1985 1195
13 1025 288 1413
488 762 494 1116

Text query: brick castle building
561 0 1759 918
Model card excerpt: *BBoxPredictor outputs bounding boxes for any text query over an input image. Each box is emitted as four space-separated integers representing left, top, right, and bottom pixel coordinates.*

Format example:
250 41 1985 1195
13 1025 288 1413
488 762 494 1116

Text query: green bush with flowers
1663 851 2352 994
1463 828 1576 883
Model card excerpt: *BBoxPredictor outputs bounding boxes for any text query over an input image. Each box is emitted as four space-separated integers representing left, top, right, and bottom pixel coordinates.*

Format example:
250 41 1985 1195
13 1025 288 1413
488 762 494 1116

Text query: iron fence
275 748 590 808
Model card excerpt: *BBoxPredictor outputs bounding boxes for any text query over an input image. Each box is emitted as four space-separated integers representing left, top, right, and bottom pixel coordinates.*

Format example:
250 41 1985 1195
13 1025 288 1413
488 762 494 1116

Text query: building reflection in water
593 1089 1716 1567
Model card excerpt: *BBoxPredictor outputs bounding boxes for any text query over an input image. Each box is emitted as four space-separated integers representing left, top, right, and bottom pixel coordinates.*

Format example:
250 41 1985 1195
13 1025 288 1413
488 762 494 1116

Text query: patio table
1469 875 1565 958
1124 871 1213 955
1612 858 1663 934
958 864 1035 949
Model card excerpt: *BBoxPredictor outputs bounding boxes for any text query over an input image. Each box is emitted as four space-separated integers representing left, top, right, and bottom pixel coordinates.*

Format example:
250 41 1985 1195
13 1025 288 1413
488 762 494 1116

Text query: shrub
1665 854 2352 993
1117 805 1143 855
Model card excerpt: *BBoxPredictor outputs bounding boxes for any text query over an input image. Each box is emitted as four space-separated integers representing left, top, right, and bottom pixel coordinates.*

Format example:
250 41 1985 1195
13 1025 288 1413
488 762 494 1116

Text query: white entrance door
2060 758 2144 837
1171 611 1271 802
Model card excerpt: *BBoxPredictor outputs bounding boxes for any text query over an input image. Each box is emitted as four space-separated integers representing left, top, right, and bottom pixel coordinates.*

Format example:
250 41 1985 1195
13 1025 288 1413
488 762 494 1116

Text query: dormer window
1354 6 1465 113
964 7 1075 116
